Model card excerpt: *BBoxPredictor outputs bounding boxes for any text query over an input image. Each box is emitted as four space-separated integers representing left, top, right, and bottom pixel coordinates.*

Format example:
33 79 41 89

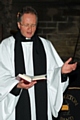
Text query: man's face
18 13 37 38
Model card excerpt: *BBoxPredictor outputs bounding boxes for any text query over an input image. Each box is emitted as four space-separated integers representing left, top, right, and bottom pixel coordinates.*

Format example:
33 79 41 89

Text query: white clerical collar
26 38 31 40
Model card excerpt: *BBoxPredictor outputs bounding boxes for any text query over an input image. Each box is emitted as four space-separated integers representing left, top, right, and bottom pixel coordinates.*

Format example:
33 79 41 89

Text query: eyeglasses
20 23 37 28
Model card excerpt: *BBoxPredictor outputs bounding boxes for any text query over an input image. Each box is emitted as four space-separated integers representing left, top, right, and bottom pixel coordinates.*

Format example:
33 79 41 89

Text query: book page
32 74 46 80
17 74 46 83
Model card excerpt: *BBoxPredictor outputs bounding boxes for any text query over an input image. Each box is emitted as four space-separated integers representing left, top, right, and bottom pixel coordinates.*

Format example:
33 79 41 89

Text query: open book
17 74 47 84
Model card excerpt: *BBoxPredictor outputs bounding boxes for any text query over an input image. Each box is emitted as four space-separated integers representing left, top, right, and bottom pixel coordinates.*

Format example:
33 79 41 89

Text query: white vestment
0 36 69 120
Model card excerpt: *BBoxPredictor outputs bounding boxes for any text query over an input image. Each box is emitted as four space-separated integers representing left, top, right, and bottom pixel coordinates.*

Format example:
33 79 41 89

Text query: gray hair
17 6 38 23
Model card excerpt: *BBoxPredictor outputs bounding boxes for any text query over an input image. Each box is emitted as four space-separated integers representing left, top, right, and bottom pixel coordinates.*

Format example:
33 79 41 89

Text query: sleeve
47 67 69 118
43 40 69 118
61 73 68 82
10 84 21 96
0 39 20 120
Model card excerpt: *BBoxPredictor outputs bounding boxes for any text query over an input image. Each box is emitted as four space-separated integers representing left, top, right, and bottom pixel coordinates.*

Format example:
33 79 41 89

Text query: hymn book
17 74 47 84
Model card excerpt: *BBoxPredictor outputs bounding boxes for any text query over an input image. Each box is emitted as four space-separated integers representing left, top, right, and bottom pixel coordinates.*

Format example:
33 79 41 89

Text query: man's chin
25 35 33 38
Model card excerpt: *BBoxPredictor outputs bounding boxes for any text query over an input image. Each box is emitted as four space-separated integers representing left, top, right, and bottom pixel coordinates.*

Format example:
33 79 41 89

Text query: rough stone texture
0 0 80 63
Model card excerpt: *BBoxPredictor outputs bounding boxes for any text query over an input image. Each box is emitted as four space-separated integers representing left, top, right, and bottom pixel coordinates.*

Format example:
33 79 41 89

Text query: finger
73 63 77 69
25 82 36 89
32 80 37 84
25 81 37 86
19 80 24 83
71 63 77 70
65 57 72 64
74 62 77 65
30 81 37 86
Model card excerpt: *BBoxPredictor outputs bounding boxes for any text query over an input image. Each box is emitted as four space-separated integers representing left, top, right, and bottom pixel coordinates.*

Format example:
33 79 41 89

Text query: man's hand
17 79 37 89
61 58 77 74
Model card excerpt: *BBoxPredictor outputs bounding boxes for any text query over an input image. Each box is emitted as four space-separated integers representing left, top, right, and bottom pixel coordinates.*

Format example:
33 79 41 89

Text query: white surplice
0 36 69 120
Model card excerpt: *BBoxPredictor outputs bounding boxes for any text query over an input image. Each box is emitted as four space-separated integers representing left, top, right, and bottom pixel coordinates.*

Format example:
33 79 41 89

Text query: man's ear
17 22 20 29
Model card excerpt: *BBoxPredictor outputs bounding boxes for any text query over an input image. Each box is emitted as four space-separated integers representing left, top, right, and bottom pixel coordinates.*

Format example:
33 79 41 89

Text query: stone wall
0 1 80 63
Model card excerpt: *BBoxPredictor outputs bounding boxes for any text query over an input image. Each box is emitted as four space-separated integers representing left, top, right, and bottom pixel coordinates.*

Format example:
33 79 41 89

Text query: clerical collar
25 37 33 42
13 31 33 42
26 38 31 40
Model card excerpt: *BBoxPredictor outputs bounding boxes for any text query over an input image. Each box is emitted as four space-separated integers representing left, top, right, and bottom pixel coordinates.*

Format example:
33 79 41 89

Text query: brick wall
37 6 80 62
0 1 80 63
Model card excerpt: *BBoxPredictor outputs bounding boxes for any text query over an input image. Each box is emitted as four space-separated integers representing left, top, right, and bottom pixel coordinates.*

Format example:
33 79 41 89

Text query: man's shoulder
1 36 15 45
39 36 51 44
0 36 15 50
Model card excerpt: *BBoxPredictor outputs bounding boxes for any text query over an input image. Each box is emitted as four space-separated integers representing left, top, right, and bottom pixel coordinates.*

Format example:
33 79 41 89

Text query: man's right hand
17 79 37 89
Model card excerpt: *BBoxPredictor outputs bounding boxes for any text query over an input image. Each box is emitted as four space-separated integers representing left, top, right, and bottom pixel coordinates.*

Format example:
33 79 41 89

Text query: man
0 6 77 120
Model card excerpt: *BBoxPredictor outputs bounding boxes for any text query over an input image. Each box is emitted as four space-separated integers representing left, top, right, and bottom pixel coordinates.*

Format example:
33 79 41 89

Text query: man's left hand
61 57 77 74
